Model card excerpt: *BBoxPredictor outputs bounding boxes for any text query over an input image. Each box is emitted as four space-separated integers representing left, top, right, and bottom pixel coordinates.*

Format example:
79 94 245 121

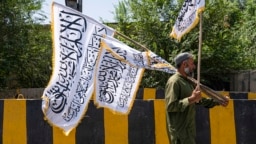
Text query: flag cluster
42 2 176 135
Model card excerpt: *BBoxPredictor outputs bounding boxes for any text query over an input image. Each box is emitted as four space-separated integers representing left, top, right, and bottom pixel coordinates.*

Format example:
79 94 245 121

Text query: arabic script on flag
41 2 115 135
94 37 145 114
170 0 205 41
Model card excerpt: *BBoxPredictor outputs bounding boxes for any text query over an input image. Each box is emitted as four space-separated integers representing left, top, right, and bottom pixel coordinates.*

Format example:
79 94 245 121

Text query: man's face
183 58 196 76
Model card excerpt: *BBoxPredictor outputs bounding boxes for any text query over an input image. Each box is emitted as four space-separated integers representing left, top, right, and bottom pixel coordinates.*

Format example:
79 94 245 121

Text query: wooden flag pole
197 13 203 88
116 23 227 102
114 31 176 69
114 31 149 51
115 17 227 103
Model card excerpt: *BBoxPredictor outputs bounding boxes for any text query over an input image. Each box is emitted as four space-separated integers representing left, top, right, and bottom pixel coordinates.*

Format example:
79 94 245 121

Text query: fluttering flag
94 36 145 114
142 50 176 74
94 36 176 114
41 2 115 135
170 0 205 41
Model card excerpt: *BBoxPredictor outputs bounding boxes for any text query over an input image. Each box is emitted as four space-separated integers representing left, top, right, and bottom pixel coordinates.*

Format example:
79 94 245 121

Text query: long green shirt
165 73 218 144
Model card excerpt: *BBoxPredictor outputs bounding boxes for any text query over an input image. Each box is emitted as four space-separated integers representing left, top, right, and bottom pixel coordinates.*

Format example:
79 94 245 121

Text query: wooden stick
197 13 203 88
114 31 176 70
114 31 149 51
187 77 228 103
115 28 227 103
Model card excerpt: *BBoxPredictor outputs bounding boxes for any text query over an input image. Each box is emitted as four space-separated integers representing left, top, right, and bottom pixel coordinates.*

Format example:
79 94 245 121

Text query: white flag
94 36 177 114
170 0 205 41
99 36 176 74
141 50 176 74
41 2 115 135
94 36 145 114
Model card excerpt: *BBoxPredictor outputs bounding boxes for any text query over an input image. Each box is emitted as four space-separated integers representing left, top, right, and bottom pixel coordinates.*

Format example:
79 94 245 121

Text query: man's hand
220 96 229 107
188 87 202 104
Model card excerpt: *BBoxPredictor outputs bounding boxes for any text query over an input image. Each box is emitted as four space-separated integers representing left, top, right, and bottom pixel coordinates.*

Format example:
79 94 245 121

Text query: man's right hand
188 88 202 104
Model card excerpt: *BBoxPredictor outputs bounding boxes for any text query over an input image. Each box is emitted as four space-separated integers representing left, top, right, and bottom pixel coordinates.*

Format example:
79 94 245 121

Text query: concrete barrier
0 88 256 144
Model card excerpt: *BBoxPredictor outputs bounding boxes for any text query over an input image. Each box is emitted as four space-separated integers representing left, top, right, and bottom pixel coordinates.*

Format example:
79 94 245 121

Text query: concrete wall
230 70 256 92
0 88 256 144
0 88 44 99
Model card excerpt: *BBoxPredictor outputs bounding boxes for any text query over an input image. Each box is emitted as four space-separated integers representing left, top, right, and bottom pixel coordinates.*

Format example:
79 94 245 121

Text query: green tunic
165 73 218 144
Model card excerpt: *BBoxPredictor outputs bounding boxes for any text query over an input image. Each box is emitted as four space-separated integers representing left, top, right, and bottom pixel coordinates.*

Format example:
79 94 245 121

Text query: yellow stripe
220 91 230 98
248 92 256 99
202 92 208 98
3 100 27 144
104 108 128 144
154 100 169 144
210 100 236 144
143 88 156 100
53 126 76 144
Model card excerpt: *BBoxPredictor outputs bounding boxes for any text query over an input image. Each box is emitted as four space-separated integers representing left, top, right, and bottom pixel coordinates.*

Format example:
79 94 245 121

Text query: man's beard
184 67 194 77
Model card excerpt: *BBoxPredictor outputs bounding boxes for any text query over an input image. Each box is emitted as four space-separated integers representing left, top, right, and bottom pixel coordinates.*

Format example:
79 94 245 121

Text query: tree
199 0 256 89
235 0 256 68
111 0 182 89
107 0 256 90
0 0 52 89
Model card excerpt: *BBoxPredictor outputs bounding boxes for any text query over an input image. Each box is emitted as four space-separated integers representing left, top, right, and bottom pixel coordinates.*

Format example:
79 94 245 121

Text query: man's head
174 52 196 76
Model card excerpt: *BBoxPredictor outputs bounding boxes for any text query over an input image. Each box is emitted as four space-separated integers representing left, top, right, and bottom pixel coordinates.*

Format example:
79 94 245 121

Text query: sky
41 0 119 24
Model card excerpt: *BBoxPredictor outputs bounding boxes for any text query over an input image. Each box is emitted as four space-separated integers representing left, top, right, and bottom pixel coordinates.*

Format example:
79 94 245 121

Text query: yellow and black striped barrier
1 88 256 144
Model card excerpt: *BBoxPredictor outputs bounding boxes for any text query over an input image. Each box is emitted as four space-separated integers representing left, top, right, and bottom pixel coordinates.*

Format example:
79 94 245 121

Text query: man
165 52 229 144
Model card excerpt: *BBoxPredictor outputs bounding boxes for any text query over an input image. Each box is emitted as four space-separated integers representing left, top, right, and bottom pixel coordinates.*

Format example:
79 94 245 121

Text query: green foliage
0 0 52 89
109 0 199 89
108 0 256 90
199 0 256 89
236 0 256 67
1 0 255 91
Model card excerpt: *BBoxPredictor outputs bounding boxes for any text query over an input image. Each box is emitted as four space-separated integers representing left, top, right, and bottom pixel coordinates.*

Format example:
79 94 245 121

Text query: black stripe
0 100 3 144
196 105 211 144
135 88 144 99
234 100 256 144
26 100 53 144
76 100 104 144
229 92 248 99
156 89 165 99
128 100 155 144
